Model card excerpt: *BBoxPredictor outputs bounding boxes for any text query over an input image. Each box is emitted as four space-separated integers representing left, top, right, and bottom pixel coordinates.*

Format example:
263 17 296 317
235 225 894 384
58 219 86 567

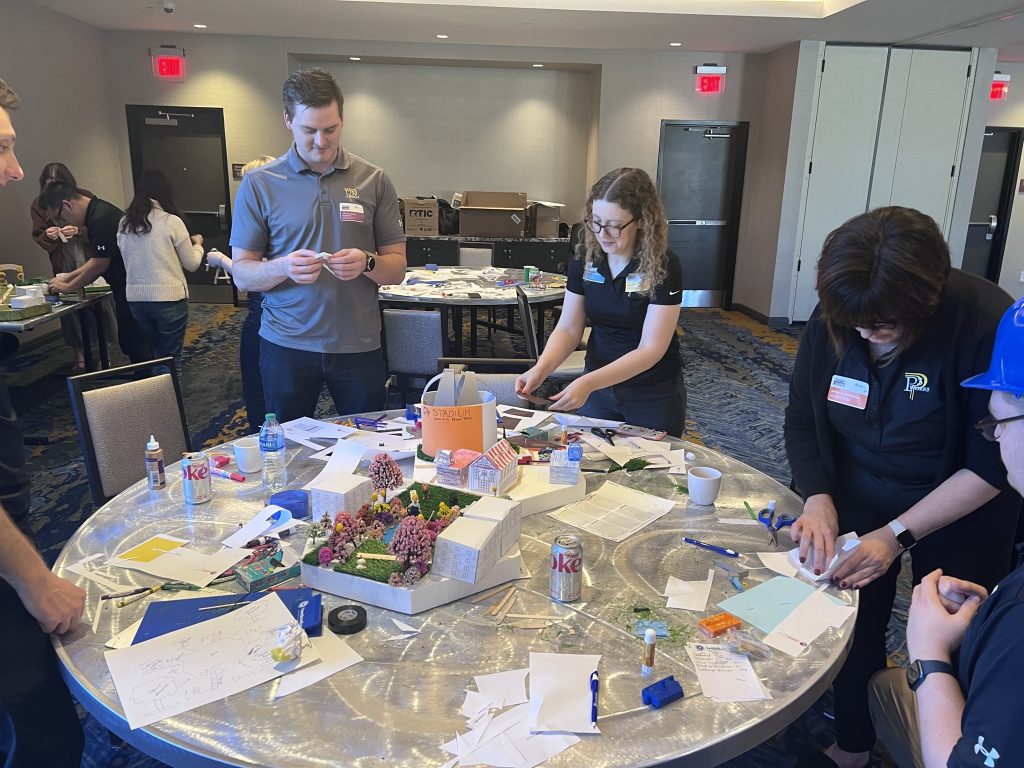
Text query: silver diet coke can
181 452 212 504
550 534 583 602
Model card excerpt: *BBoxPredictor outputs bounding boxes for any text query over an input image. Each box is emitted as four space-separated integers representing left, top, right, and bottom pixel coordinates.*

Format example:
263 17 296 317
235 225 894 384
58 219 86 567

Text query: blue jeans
259 339 386 423
129 300 188 374
578 374 687 437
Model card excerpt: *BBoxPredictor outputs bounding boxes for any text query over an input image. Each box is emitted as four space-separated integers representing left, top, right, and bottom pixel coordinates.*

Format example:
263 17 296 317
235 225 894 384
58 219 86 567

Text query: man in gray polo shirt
230 68 406 422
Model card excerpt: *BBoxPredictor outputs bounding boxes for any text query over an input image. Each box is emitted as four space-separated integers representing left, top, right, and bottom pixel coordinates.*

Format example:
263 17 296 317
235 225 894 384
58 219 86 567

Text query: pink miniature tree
388 516 432 580
368 453 404 503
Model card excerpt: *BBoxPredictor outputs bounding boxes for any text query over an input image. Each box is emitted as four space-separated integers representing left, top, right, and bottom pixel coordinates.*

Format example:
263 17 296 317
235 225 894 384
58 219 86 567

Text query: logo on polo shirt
975 736 1000 766
904 372 930 400
345 187 358 199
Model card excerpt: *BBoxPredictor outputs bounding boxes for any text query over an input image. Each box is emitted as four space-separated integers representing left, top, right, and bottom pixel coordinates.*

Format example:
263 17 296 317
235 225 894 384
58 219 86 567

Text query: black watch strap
363 251 376 273
907 659 955 691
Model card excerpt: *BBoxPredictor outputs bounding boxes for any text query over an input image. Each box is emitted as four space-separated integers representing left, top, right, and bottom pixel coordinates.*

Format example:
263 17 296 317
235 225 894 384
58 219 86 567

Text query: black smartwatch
907 659 955 690
888 519 917 550
363 250 377 273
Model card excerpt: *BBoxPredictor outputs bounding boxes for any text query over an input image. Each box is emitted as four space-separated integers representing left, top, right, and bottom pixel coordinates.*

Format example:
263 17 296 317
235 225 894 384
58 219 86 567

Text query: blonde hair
241 155 275 176
580 168 669 297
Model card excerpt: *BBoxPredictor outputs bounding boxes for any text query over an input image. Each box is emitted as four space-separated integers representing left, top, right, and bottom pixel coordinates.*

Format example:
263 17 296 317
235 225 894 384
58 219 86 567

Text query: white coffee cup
234 436 263 474
687 466 722 506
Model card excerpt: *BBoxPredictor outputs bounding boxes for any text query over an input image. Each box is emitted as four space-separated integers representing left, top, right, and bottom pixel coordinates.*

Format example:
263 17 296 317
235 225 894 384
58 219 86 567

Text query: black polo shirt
566 250 682 385
84 197 127 292
950 562 1024 766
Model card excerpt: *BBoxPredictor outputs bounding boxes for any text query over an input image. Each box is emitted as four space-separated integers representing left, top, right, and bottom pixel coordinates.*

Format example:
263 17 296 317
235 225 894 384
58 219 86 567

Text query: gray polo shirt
230 145 405 354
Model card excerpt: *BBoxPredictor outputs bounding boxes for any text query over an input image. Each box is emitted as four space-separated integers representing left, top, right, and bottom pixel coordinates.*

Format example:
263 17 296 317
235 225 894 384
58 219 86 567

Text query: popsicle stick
496 592 518 623
489 587 517 617
470 583 515 604
508 620 552 630
505 613 565 621
356 552 398 561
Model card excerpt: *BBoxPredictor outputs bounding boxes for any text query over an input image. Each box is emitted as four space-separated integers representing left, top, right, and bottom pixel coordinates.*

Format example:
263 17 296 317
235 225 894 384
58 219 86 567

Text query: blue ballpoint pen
590 671 599 726
683 537 740 558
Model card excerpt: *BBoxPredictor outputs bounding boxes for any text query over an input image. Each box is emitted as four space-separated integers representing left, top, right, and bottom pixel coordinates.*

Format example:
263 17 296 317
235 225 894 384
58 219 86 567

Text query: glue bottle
144 435 166 489
642 627 657 676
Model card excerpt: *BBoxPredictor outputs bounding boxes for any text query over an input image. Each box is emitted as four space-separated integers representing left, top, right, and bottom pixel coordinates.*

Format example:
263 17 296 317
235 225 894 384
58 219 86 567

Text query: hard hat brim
961 370 1024 397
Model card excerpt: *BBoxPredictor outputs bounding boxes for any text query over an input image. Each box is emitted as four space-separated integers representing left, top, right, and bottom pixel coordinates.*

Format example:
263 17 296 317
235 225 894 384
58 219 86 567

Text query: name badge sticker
339 202 365 223
827 375 869 410
625 272 646 294
583 264 605 284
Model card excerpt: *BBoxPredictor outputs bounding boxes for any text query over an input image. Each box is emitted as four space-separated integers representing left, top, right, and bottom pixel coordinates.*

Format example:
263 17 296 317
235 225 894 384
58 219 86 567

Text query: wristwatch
363 250 377 273
907 659 955 691
888 519 917 550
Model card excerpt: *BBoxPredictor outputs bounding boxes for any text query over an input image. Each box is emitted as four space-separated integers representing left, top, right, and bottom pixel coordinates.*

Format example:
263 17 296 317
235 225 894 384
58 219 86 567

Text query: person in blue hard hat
869 297 1024 768
785 207 1021 768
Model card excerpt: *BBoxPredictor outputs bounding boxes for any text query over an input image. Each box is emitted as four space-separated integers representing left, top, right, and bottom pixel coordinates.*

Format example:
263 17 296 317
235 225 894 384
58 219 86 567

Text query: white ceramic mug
687 466 722 506
234 436 263 474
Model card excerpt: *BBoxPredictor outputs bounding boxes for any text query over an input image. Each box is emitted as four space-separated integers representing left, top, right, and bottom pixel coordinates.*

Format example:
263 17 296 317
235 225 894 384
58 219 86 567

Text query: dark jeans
0 376 29 526
130 299 189 374
0 582 83 768
578 373 687 437
112 288 152 365
260 339 387 422
241 294 266 434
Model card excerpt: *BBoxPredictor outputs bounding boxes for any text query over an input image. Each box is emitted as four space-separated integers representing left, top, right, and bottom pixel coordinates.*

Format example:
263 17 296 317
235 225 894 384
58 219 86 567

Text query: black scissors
591 427 616 446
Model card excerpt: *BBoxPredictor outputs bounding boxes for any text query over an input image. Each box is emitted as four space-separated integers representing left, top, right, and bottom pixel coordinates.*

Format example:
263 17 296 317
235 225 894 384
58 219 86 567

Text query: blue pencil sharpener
642 676 684 709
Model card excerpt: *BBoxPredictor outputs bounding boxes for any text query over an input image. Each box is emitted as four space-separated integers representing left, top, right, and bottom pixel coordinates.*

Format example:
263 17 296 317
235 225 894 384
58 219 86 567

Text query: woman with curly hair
516 167 684 435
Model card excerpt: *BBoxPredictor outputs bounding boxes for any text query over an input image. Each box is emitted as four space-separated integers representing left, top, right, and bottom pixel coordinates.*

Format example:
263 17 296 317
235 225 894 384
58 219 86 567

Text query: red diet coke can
181 452 212 504
550 534 583 602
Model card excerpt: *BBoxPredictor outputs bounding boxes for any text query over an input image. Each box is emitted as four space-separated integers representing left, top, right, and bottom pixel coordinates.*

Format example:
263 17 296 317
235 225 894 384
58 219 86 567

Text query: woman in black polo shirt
516 167 684 435
784 207 1019 768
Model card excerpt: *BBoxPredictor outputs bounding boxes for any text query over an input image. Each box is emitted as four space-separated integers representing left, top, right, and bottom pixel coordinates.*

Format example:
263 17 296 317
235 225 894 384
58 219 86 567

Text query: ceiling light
669 42 682 47
532 64 544 68
193 24 207 29
436 34 449 39
350 57 361 61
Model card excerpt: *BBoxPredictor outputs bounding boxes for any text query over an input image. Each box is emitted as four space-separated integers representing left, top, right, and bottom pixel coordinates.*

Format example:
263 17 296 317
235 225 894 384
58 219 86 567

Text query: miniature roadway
53 411 856 768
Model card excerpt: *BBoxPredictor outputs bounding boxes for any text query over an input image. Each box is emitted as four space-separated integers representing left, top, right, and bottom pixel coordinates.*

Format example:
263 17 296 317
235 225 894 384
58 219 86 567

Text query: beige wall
1 0 123 280
986 60 1024 300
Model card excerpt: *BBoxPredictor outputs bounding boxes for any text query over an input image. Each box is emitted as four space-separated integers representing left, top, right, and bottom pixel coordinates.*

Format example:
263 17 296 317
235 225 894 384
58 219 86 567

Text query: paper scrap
664 569 715 611
756 551 800 578
461 690 493 719
392 618 421 635
635 619 670 637
444 702 579 768
763 589 856 657
528 652 600 734
111 546 247 588
109 535 187 564
275 631 363 698
65 553 125 592
474 668 529 708
787 532 860 582
222 505 286 548
686 642 772 702
552 413 621 429
105 593 317 729
717 576 818 633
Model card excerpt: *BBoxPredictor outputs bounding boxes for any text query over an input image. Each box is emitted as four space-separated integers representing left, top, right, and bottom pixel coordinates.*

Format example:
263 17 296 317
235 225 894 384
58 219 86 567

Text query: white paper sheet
65 553 125 592
756 551 800 577
281 416 357 444
548 481 675 542
496 405 550 433
311 431 418 462
112 546 248 587
461 690 493 719
664 569 715 611
275 631 363 698
527 652 600 734
221 505 287 548
552 413 621 429
718 518 762 526
787 532 860 581
475 668 529 708
105 594 317 729
763 589 857 657
685 642 772 702
443 702 580 768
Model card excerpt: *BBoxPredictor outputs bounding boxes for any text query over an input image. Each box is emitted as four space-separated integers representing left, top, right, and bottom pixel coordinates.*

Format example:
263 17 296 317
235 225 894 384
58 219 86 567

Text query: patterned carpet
2 304 907 768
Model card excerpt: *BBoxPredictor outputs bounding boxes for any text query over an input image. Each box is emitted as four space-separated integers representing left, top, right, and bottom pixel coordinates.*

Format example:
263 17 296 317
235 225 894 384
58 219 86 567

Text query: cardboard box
431 516 503 584
401 198 439 236
459 191 528 238
308 474 372 520
527 201 565 238
462 496 522 555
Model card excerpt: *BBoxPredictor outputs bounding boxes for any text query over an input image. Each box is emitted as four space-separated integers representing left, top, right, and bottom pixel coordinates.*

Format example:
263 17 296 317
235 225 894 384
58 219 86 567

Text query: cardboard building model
468 439 519 496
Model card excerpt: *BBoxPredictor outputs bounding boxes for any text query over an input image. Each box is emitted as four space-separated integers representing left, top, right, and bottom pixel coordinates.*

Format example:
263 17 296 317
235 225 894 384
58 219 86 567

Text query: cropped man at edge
0 77 85 768
43 182 153 364
230 67 406 422
869 297 1024 768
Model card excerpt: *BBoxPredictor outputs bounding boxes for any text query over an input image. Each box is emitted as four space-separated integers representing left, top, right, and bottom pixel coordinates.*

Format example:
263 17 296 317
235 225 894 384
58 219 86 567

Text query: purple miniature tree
388 516 432 577
368 453 404 503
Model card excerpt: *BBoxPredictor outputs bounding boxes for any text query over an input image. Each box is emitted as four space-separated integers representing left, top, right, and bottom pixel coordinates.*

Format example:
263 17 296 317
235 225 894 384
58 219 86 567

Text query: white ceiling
35 0 1024 59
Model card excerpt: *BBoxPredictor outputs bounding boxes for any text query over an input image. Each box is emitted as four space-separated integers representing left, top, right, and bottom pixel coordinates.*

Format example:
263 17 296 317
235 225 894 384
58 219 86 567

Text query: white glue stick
642 627 657 676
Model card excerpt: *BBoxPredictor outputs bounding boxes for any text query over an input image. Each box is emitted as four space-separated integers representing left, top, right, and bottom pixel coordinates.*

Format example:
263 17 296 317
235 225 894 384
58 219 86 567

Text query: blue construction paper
133 588 322 644
716 576 817 633
635 619 670 638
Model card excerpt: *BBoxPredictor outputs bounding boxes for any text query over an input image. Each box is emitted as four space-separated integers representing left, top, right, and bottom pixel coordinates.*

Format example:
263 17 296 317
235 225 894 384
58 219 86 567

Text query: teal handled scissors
758 501 795 546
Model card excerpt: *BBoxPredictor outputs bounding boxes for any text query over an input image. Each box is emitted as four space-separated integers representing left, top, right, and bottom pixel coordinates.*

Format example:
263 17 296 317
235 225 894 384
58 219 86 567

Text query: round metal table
54 418 855 768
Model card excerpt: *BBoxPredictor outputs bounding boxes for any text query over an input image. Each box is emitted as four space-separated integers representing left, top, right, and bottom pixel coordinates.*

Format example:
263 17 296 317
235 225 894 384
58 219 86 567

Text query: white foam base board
413 457 585 517
301 547 522 615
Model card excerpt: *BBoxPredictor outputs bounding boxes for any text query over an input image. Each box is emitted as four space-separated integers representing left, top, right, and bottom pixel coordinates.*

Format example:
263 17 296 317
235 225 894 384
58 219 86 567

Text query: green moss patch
397 484 479 521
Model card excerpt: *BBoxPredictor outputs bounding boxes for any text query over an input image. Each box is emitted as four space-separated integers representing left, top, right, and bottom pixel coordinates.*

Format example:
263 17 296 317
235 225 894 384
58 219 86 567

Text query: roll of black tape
328 605 367 635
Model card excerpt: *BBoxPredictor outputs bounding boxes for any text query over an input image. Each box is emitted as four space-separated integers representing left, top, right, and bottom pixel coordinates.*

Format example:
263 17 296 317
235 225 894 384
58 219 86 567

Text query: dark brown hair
0 79 20 113
122 169 185 235
580 167 669 297
282 68 343 120
816 206 951 356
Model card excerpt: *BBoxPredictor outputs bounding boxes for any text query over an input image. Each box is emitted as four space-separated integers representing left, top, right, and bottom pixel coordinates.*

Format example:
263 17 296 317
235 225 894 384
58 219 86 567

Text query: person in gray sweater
117 169 204 374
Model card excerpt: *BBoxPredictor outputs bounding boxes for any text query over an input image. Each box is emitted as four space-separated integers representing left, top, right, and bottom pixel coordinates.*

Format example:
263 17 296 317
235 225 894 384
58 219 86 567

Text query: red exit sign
150 47 186 82
695 65 726 95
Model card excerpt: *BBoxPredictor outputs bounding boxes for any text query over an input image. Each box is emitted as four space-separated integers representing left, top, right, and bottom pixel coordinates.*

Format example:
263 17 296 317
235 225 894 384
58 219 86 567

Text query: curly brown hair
579 167 669 297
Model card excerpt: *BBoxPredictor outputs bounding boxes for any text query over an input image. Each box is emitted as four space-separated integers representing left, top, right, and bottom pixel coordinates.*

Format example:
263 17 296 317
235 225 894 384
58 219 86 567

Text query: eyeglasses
585 218 635 238
974 413 1024 441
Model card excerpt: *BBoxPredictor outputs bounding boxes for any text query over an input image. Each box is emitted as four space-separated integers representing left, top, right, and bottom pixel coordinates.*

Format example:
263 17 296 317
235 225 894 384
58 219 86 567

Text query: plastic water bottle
259 412 288 495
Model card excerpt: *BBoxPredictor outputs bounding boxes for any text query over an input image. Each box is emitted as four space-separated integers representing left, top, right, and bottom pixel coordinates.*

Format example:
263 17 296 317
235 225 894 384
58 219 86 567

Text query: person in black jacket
784 207 1020 768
